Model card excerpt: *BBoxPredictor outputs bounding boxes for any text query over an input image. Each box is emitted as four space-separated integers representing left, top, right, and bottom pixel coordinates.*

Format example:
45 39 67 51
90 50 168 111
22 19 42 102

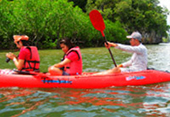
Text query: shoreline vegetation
0 0 169 50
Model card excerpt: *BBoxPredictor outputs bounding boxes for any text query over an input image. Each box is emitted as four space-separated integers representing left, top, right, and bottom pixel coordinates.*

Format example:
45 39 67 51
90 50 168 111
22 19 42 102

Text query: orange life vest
64 46 82 75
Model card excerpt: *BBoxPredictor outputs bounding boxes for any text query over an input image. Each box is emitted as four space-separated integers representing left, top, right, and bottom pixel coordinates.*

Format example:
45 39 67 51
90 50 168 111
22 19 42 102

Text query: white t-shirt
115 43 148 72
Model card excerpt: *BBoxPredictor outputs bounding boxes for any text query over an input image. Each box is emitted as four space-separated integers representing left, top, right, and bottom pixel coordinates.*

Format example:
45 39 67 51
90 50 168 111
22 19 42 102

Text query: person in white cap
94 31 148 75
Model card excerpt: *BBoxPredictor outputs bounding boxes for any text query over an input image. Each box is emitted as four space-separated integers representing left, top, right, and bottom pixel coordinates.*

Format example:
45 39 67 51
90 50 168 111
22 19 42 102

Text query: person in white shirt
95 31 148 75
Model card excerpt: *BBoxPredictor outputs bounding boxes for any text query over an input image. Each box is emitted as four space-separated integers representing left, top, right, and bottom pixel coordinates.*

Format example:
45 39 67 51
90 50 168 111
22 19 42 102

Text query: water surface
0 44 170 117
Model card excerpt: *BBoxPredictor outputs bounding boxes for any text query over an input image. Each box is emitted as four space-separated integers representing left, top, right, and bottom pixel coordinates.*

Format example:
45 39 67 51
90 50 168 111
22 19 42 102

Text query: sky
159 0 170 25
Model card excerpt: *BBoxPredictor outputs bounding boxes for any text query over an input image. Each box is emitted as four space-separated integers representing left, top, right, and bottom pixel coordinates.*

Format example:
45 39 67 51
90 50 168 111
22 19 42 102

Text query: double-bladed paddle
89 10 117 67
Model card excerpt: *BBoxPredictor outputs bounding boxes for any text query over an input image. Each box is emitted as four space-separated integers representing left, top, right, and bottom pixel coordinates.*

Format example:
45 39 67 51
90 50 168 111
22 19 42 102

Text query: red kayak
0 69 170 88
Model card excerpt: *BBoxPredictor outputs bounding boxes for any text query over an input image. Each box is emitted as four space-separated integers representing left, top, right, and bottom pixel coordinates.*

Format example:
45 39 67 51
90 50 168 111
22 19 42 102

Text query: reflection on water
0 84 170 117
0 45 170 116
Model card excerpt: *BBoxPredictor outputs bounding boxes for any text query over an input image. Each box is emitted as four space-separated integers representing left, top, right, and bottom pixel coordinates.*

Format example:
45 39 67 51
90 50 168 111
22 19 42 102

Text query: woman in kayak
95 31 148 75
6 35 40 72
48 38 83 76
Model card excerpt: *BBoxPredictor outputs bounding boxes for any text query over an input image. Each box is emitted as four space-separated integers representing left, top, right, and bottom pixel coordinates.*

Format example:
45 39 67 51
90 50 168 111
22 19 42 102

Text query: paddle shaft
89 10 117 67
101 31 117 67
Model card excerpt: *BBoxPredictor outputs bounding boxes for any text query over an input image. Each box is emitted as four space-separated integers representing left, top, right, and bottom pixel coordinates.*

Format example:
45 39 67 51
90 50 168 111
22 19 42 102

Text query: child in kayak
48 38 83 75
6 35 40 72
95 31 148 75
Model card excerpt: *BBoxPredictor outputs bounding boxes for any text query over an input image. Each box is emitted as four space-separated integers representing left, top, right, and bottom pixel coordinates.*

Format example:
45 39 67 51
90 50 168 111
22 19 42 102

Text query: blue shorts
59 68 70 75
62 71 70 76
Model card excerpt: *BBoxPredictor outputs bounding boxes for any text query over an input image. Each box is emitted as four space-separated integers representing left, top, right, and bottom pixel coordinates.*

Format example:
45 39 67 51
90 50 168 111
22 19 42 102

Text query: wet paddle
89 10 117 67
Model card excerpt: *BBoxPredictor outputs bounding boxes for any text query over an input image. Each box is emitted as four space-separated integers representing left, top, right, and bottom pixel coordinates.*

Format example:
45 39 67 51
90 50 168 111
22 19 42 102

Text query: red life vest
64 46 82 75
21 46 40 71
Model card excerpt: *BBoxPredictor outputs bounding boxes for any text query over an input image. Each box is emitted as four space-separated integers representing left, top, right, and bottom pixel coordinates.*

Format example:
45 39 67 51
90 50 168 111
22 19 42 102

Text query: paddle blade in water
89 10 105 32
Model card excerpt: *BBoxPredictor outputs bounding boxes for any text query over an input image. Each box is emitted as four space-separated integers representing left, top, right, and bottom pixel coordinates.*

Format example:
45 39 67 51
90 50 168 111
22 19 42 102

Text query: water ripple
1 46 170 116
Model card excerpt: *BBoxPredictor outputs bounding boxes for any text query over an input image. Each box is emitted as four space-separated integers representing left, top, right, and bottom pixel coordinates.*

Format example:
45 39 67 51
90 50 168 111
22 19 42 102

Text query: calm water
0 44 170 117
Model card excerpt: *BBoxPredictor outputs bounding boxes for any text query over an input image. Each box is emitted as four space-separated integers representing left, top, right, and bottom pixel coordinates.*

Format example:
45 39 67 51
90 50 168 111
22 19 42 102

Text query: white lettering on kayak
126 76 146 81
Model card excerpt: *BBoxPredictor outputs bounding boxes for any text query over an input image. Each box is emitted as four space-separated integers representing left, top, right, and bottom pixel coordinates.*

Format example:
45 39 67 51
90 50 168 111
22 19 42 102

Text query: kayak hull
1 69 170 88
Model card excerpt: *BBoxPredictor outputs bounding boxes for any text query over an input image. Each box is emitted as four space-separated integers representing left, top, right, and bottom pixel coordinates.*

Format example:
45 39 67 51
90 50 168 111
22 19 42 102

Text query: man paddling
95 31 148 75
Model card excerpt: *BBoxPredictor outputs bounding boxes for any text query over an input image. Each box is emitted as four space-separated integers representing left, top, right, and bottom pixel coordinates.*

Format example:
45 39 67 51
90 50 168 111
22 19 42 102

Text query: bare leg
48 66 63 76
93 67 121 75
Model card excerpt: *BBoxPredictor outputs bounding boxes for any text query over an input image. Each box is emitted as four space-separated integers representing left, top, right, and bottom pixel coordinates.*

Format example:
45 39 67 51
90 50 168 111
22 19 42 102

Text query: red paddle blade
89 10 105 32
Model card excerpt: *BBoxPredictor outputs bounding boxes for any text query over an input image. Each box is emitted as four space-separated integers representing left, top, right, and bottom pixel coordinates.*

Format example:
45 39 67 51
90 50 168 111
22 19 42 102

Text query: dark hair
20 40 31 55
60 38 75 49
20 40 30 46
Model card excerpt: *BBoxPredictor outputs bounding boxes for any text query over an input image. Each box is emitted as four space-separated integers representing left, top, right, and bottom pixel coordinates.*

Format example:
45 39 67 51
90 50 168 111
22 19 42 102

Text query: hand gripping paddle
89 10 117 67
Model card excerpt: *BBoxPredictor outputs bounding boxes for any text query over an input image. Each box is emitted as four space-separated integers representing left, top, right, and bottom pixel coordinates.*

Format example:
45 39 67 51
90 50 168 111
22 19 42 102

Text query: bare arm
13 58 25 70
53 58 71 68
6 52 25 70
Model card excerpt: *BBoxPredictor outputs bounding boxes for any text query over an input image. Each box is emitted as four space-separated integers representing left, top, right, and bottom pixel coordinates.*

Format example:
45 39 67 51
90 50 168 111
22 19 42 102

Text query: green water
0 47 131 72
0 45 170 117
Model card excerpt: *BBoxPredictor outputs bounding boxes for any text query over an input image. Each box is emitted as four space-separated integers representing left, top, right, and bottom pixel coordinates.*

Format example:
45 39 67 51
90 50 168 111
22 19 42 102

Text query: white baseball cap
126 31 142 41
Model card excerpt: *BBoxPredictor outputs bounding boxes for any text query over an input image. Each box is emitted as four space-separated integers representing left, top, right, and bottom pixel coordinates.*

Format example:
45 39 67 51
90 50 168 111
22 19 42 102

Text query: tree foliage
68 0 87 12
86 0 169 43
0 0 127 49
1 0 169 49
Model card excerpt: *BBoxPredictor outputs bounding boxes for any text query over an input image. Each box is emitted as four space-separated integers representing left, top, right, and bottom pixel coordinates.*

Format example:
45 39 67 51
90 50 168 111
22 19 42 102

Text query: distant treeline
0 0 169 49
